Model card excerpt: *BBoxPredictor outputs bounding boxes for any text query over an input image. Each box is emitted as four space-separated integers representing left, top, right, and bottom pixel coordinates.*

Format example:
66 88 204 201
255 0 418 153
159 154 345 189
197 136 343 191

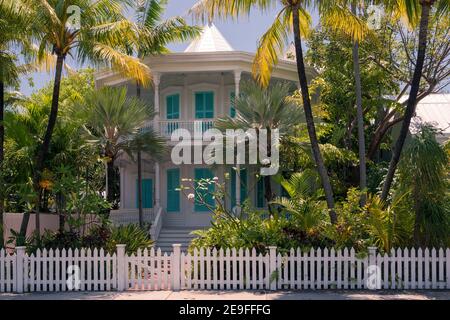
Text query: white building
95 24 310 250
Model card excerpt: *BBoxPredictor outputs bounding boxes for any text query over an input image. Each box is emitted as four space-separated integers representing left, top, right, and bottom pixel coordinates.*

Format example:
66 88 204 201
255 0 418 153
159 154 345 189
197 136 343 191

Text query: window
195 91 214 119
167 169 180 212
194 168 215 212
230 91 236 118
230 168 247 208
136 179 153 209
166 94 180 119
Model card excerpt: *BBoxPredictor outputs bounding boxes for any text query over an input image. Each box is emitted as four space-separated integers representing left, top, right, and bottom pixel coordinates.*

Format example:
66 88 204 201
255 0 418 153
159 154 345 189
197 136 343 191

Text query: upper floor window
195 91 214 119
166 94 180 119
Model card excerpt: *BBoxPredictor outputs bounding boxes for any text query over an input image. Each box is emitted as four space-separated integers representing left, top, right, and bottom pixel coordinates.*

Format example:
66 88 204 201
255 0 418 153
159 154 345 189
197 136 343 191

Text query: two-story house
95 24 312 251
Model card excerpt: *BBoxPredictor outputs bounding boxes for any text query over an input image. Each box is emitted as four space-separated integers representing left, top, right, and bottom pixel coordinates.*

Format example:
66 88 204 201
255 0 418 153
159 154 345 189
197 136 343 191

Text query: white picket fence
1 245 449 293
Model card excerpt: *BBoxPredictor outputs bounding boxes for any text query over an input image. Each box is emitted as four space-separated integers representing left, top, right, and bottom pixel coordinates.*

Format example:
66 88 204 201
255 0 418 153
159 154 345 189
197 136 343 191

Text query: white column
153 72 161 133
154 162 160 208
234 70 242 210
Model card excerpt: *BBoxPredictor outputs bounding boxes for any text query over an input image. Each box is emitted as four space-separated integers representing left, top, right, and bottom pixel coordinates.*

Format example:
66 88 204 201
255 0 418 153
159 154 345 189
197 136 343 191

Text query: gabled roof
184 23 234 53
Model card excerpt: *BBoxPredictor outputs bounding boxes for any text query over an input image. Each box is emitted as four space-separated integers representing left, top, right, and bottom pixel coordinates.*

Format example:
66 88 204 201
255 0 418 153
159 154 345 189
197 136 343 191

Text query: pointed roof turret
185 23 234 53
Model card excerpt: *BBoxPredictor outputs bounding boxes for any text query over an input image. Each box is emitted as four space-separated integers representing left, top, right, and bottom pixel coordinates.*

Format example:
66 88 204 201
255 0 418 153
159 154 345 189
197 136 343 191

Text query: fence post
15 246 26 293
366 246 380 290
268 246 277 291
116 244 126 291
172 244 182 291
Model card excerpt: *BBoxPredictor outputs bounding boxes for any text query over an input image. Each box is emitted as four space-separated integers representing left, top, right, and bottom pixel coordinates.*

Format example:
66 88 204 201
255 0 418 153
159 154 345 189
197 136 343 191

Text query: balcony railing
144 120 215 139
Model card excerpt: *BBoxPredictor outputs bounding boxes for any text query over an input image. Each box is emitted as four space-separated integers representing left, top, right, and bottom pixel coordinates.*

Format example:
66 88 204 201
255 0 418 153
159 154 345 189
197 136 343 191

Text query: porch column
154 162 161 208
234 70 242 211
153 72 161 133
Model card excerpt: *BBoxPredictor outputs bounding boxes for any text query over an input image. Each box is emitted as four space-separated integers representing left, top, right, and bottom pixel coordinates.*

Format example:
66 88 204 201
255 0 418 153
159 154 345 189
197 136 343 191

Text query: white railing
109 209 154 226
149 206 164 241
158 120 215 138
1 246 449 293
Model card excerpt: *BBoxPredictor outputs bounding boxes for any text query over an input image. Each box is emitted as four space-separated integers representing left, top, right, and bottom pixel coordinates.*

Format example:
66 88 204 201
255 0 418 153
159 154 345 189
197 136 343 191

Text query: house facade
95 24 311 250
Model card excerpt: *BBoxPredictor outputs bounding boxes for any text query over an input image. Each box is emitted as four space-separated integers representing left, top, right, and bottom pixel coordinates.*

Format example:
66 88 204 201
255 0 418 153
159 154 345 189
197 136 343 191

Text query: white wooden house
95 24 312 250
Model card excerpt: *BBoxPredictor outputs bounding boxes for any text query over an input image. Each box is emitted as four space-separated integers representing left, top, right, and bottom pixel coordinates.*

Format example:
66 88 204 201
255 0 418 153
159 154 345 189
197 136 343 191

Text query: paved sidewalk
0 290 449 300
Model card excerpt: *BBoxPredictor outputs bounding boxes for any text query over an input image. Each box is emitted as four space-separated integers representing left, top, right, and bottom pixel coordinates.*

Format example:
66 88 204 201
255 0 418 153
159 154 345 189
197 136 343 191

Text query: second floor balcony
144 119 216 139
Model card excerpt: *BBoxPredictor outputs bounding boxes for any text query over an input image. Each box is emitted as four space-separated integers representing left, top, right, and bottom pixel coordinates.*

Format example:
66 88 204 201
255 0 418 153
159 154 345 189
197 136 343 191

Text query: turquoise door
230 168 247 208
136 179 153 208
167 169 180 212
166 94 180 134
195 91 214 119
194 168 215 212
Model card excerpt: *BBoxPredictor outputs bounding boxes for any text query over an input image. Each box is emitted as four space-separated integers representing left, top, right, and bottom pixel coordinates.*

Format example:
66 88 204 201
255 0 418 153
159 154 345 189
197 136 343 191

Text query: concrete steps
155 228 199 252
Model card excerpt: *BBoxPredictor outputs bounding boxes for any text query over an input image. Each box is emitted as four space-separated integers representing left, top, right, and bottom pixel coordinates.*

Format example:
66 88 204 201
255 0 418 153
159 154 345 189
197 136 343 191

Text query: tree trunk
292 6 337 224
106 159 115 203
351 3 367 206
137 150 144 228
19 53 65 238
136 81 141 99
0 80 4 248
381 3 432 201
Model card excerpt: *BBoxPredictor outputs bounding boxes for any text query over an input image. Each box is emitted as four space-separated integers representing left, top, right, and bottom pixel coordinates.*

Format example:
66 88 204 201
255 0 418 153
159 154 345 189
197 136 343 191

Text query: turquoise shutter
136 179 153 209
194 168 215 212
167 169 180 212
166 94 180 119
256 177 265 208
230 92 236 118
195 92 214 119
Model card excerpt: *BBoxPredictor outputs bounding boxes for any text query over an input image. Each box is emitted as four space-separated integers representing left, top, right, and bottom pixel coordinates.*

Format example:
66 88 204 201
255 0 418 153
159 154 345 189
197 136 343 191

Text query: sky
19 0 319 96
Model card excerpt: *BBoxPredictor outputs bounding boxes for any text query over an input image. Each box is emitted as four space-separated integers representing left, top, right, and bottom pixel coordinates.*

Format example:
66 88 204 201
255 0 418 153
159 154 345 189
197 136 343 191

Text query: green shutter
194 168 215 212
230 92 236 118
136 179 153 209
195 92 214 119
256 177 265 208
166 94 180 119
167 169 180 212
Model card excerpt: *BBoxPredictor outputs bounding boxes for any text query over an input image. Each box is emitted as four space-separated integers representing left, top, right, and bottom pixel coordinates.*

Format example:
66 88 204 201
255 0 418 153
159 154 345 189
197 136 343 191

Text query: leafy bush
12 224 153 255
105 224 153 255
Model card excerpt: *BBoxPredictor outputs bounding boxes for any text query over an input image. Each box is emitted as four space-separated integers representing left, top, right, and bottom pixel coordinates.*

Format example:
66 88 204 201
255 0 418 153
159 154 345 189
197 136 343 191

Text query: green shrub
106 224 153 255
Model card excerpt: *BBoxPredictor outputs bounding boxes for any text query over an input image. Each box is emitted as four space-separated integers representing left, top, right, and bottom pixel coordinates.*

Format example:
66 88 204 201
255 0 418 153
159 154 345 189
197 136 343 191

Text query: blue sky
20 0 318 96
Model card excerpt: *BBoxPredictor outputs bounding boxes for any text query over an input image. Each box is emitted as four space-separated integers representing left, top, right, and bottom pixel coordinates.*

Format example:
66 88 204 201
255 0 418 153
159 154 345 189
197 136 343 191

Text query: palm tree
132 0 201 98
3 0 152 237
380 0 448 201
190 0 367 223
0 0 33 246
123 130 166 228
215 81 303 214
350 1 367 206
80 86 154 205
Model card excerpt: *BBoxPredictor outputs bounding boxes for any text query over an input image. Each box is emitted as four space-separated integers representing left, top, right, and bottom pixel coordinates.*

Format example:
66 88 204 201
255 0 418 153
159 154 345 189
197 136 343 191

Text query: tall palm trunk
351 3 367 206
381 3 432 201
137 150 144 228
264 128 274 215
19 54 65 237
0 80 4 248
292 6 337 224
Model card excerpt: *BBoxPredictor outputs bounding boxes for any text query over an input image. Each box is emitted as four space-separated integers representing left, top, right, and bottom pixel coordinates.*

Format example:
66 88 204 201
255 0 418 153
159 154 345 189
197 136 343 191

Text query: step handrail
150 206 164 241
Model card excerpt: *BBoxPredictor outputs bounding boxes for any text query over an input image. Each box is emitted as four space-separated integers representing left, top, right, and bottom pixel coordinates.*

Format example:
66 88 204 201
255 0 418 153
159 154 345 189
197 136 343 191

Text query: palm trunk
19 53 65 238
264 128 274 215
137 150 144 228
381 3 432 201
292 6 337 224
136 81 141 99
0 80 4 248
351 3 367 206
106 159 115 203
